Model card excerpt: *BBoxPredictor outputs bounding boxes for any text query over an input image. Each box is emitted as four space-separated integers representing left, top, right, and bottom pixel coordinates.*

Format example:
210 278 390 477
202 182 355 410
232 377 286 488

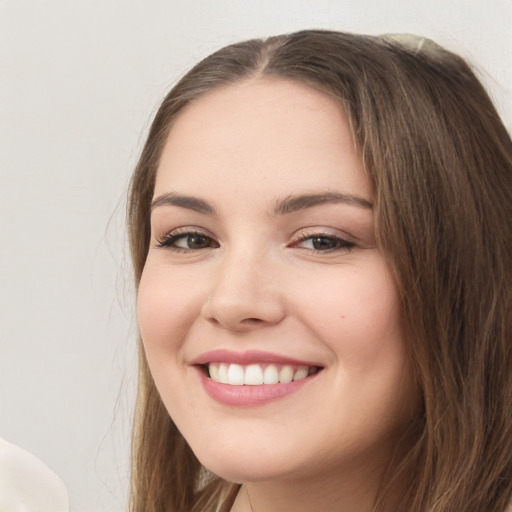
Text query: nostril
240 318 265 324
206 316 262 324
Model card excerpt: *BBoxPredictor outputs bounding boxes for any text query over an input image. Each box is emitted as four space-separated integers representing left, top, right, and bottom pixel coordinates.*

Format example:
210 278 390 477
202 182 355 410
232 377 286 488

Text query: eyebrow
151 192 217 215
150 191 373 216
273 192 373 215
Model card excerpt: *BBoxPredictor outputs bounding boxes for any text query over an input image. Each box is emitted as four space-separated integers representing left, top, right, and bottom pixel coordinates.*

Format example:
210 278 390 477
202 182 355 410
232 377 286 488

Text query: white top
0 437 69 512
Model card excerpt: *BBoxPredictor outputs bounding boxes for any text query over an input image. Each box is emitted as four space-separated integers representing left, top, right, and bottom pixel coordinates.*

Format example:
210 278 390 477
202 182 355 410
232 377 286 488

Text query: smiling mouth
205 363 322 386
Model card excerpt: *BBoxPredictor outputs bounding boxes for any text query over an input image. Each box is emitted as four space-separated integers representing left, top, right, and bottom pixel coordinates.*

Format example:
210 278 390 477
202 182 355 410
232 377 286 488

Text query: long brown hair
127 30 512 512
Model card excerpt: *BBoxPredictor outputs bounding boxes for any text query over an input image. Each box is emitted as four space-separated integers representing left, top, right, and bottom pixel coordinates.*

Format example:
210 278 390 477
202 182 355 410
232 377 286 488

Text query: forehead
154 78 369 202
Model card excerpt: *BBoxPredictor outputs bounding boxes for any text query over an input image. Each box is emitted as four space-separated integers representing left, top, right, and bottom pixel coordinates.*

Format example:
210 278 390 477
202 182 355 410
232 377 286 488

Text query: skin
137 78 417 512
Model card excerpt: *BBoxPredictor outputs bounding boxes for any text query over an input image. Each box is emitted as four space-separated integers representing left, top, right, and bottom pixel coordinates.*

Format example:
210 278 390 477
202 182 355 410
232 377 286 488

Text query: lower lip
197 367 318 406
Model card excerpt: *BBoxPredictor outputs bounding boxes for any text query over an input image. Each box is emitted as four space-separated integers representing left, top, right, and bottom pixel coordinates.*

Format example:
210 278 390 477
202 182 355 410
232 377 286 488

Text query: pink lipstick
191 350 322 406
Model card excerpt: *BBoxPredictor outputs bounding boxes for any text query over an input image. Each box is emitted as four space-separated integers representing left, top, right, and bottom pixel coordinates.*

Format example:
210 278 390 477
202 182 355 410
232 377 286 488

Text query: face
138 79 415 485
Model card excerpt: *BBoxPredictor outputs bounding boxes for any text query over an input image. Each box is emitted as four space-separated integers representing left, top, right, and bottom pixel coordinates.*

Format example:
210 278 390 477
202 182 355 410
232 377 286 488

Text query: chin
204 460 290 484
193 443 299 484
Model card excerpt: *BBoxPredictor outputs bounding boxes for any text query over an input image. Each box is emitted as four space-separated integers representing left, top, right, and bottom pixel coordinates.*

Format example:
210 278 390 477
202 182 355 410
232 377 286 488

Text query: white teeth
293 366 309 381
263 364 279 384
278 366 294 383
244 364 264 385
207 362 316 386
227 363 245 385
209 363 219 382
218 363 229 384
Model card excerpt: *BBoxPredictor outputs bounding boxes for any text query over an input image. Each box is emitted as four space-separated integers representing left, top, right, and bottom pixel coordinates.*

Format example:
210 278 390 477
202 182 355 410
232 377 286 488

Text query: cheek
292 261 403 358
290 260 414 417
346 280 404 364
136 266 203 414
137 264 200 358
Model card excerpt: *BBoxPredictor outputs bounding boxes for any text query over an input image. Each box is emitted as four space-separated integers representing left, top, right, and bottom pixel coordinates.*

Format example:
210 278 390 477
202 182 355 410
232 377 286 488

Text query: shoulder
0 438 69 512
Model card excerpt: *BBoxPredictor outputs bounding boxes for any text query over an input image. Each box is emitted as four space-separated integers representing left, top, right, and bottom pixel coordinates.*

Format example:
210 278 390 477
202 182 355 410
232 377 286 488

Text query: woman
127 30 512 512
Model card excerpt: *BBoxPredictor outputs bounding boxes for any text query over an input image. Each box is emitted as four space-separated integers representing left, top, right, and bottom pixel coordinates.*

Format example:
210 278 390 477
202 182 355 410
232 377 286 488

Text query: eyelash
155 229 355 254
291 232 355 253
156 229 219 252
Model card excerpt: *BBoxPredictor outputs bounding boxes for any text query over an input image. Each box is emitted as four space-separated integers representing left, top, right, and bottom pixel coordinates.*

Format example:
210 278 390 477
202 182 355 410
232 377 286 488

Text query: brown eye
181 234 214 249
295 235 354 252
157 232 219 251
310 236 340 251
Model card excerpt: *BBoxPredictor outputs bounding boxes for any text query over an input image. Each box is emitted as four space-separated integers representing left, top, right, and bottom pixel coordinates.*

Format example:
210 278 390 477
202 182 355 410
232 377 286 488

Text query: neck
228 420 421 512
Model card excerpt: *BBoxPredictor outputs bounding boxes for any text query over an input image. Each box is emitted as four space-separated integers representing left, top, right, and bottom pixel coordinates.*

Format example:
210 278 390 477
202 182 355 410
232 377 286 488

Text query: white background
1 1 510 510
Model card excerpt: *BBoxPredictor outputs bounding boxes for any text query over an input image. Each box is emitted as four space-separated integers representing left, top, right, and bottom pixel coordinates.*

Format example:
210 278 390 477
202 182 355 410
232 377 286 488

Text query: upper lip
190 349 323 367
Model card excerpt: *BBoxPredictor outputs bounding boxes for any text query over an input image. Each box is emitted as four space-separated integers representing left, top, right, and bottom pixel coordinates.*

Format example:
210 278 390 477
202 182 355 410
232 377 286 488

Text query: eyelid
155 226 219 251
291 227 355 243
153 225 361 255
289 228 356 253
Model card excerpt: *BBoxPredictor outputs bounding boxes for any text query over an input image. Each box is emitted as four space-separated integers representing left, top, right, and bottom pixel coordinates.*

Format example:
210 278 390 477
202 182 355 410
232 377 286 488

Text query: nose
201 249 286 332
